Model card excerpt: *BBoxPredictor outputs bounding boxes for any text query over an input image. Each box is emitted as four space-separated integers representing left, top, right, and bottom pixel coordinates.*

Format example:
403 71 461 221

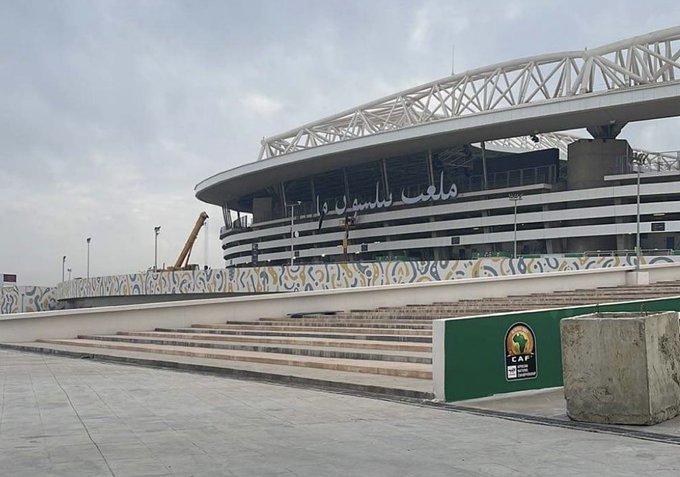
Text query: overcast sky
2 0 680 286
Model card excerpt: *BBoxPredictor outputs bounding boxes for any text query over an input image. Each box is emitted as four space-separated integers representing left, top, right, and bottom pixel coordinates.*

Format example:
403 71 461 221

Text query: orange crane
166 211 209 271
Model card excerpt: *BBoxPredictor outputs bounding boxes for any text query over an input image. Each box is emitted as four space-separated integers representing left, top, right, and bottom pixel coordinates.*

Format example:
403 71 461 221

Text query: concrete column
381 159 390 197
342 168 350 199
542 204 562 254
567 139 631 190
426 149 435 186
566 139 631 252
480 141 488 190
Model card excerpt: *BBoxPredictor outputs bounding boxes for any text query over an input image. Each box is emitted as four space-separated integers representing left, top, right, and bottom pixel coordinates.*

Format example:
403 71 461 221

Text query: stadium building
195 27 680 267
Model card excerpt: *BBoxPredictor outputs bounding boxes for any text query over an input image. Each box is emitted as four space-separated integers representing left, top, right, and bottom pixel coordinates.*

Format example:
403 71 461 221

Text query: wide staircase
6 281 680 399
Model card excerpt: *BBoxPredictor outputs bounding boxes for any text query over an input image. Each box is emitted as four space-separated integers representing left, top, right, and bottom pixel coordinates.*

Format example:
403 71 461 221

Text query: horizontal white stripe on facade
227 219 680 266
227 183 552 235
225 199 680 257
223 181 680 264
223 181 680 247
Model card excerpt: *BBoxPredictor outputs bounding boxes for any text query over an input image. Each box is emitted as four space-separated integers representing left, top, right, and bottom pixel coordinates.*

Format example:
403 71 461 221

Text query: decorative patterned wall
4 256 678 314
0 286 58 314
56 256 680 300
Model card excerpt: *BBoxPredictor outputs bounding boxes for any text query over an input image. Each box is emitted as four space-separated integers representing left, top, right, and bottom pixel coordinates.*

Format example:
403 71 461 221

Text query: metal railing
615 152 680 174
584 249 673 257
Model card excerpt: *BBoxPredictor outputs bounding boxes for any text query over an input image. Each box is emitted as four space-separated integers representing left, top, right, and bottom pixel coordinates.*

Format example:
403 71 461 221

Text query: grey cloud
1 0 679 284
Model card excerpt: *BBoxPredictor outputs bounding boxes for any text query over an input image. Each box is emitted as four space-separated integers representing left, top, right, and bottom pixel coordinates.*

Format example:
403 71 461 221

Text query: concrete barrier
561 312 680 425
2 263 680 344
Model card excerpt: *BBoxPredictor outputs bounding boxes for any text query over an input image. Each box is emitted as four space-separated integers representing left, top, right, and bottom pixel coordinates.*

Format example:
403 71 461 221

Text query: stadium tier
195 27 680 267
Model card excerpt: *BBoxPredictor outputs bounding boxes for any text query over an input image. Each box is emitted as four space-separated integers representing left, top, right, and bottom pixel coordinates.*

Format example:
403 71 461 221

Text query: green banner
443 296 680 401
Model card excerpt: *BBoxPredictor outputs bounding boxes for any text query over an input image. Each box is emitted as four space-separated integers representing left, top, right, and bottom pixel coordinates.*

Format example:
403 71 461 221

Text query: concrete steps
74 334 432 363
115 331 432 352
7 315 435 397
36 338 432 379
7 278 680 399
0 341 433 399
189 323 432 335
230 320 433 329
155 326 433 342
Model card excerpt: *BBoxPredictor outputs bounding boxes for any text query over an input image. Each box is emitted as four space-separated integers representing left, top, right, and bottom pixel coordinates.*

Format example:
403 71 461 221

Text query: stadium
195 27 680 267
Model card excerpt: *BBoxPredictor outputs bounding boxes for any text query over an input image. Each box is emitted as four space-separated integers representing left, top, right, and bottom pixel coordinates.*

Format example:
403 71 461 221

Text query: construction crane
165 211 209 271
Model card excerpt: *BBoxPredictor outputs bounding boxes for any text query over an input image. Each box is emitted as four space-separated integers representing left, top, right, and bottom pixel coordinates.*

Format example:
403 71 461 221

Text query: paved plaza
1 349 679 476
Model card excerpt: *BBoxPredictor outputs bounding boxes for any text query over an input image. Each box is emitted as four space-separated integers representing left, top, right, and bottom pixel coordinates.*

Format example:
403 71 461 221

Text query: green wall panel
443 296 680 401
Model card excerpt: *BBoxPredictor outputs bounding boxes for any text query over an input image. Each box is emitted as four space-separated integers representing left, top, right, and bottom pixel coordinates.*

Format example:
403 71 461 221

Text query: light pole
67 268 72 280
508 193 523 259
634 155 646 271
86 237 91 279
289 201 301 266
62 255 66 282
154 226 161 272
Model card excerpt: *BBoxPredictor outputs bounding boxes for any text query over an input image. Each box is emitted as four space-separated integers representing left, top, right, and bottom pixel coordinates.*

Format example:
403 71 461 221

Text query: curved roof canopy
196 26 680 206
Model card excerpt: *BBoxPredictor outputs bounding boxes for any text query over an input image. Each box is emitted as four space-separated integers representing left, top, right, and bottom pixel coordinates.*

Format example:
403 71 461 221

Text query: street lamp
154 226 161 272
67 268 72 280
633 155 647 271
62 255 66 282
508 193 523 259
86 237 91 279
289 201 302 266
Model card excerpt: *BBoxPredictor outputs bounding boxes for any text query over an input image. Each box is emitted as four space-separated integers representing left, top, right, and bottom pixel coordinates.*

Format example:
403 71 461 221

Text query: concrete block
560 312 680 425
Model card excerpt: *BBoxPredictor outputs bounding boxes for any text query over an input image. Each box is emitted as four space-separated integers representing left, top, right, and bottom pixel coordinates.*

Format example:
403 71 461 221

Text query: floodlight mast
508 194 523 259
633 154 647 271
154 226 161 272
288 201 301 267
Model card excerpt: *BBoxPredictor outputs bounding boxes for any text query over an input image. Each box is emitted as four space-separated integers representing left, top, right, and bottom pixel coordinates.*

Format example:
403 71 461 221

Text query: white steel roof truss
255 28 680 160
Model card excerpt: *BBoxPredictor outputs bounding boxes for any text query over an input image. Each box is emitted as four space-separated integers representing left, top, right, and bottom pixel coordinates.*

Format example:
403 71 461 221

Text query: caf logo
504 323 537 381
506 324 534 356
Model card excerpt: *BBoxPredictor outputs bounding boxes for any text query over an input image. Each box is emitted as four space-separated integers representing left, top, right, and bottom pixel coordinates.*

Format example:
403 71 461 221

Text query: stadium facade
195 27 680 267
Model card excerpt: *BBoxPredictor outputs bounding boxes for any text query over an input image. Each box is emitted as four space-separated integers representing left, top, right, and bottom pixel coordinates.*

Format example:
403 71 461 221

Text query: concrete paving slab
1 349 680 476
458 387 680 439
